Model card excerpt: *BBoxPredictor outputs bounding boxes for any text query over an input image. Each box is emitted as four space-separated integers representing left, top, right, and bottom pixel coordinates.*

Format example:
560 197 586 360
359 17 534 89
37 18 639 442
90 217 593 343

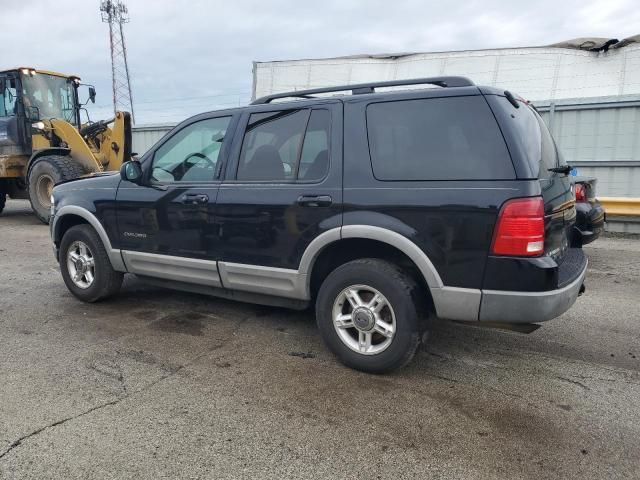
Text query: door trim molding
109 225 457 315
122 250 222 287
218 262 306 299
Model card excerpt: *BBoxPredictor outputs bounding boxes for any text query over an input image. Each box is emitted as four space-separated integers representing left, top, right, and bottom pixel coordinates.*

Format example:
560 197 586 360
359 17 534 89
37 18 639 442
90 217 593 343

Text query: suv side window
237 109 308 181
492 97 563 179
299 109 331 181
151 116 231 183
366 96 515 181
236 109 331 182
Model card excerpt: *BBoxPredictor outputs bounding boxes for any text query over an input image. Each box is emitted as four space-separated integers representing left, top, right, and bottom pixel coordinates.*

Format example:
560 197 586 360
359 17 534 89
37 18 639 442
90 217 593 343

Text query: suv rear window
366 96 515 181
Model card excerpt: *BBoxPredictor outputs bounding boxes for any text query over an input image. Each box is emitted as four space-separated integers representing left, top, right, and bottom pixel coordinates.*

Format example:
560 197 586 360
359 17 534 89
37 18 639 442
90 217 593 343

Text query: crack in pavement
0 398 122 462
555 376 590 390
0 315 250 463
425 371 540 408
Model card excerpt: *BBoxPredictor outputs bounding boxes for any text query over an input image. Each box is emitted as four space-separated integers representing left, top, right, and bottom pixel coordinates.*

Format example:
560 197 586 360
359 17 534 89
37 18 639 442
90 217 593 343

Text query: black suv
50 77 587 373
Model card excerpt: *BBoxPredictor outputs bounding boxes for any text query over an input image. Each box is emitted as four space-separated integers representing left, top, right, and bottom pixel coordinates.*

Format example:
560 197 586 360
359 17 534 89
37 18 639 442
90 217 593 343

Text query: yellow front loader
0 67 132 222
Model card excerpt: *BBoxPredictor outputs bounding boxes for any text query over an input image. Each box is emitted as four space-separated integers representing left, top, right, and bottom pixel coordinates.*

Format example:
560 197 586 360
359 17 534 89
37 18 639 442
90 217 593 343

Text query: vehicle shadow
0 200 42 225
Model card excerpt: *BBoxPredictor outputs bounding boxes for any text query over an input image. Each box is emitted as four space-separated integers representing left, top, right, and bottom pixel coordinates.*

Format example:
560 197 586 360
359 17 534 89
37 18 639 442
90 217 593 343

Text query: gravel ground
1 199 639 480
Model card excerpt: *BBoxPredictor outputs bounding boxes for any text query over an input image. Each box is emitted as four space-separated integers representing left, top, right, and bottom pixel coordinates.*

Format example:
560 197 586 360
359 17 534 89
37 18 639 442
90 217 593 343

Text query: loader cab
16 68 81 126
0 70 29 156
0 68 82 155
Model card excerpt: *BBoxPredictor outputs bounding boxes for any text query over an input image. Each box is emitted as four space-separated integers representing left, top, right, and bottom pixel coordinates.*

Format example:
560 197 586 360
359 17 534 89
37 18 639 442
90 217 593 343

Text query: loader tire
28 155 85 224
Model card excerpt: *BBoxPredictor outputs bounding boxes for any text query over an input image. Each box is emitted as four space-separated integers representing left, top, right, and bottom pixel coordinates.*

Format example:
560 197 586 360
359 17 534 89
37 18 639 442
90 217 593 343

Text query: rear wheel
0 191 5 215
60 224 123 302
316 258 426 373
28 155 85 224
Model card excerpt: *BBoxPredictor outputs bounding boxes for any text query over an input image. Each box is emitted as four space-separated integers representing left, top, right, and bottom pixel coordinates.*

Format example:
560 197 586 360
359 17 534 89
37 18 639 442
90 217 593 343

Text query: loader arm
92 111 132 171
48 119 103 173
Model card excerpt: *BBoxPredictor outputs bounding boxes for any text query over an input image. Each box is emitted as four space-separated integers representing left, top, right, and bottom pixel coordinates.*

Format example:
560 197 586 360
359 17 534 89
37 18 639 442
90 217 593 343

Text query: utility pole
100 0 135 123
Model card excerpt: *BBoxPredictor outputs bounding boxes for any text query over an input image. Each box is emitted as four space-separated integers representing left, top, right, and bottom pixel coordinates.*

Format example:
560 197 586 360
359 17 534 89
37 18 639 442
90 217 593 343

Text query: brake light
491 197 545 257
574 183 586 202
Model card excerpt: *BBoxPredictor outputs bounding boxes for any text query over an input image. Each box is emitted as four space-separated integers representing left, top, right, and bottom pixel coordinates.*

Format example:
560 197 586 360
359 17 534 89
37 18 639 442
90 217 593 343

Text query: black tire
0 192 5 215
315 258 426 373
28 155 85 224
60 224 123 303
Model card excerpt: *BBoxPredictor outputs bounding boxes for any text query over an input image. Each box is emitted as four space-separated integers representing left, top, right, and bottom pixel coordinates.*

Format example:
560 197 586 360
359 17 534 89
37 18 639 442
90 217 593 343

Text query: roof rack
251 76 474 105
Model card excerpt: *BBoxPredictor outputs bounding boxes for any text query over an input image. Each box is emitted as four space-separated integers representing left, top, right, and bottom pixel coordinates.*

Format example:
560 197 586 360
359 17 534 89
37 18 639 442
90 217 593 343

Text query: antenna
100 0 135 123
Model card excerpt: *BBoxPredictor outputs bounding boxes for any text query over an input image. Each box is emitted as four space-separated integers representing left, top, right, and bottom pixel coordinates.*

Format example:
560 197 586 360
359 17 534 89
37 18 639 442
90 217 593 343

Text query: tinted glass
492 97 562 178
151 116 230 183
537 111 563 173
299 109 330 181
366 96 515 181
237 110 308 181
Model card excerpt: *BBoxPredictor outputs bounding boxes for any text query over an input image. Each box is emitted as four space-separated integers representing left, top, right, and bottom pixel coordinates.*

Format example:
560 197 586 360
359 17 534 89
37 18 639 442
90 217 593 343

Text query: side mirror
27 105 40 122
88 86 96 104
120 160 143 184
0 78 6 93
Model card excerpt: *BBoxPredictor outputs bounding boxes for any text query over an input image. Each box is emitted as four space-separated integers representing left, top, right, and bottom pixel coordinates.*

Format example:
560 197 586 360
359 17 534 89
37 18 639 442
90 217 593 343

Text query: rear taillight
574 183 586 202
491 197 545 257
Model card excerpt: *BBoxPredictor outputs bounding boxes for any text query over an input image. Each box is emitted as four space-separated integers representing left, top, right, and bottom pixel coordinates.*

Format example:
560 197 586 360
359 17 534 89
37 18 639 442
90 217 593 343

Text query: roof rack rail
251 76 475 105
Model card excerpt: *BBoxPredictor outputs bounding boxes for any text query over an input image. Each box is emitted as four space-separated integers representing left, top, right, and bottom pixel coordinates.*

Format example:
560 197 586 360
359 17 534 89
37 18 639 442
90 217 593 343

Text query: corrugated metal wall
571 165 640 197
536 97 640 196
131 124 173 156
538 101 640 165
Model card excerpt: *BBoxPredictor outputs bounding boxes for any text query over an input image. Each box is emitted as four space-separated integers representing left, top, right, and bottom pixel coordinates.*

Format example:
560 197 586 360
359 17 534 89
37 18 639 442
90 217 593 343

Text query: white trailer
252 36 640 102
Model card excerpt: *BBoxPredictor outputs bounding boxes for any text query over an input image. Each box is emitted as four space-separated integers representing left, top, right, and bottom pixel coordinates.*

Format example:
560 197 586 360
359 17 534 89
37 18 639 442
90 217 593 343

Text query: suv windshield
21 73 77 124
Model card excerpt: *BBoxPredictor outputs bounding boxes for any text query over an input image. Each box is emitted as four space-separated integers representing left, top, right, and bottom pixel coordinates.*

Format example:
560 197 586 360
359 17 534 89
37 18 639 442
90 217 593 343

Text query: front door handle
297 195 332 207
181 193 209 204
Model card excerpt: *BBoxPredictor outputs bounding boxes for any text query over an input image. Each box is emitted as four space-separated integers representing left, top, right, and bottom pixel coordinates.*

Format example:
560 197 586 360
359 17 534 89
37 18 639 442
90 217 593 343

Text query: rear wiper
548 165 573 175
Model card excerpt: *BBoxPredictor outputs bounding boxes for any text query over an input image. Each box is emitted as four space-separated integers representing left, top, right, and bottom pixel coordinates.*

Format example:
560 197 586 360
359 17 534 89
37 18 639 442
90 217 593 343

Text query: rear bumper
478 257 587 323
573 201 605 246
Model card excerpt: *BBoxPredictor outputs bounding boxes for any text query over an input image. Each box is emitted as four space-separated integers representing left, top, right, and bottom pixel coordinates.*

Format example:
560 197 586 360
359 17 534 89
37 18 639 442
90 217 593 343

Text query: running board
453 321 542 334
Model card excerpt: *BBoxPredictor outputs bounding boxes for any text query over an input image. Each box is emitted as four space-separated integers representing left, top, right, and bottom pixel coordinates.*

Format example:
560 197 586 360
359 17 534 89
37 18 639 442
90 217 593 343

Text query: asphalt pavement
1 199 639 479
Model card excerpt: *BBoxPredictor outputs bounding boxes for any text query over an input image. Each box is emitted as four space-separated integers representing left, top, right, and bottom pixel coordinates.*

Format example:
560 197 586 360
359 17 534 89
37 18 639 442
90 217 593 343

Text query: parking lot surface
1 199 639 479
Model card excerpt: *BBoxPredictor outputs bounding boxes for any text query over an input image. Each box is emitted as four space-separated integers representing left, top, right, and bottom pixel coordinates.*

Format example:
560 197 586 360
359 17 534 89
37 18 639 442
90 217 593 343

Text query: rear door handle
181 193 209 204
297 195 332 207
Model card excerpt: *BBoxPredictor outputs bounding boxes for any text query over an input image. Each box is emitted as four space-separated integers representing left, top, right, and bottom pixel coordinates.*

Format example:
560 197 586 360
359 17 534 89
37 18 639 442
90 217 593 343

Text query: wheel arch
302 226 483 321
302 225 444 301
52 206 126 272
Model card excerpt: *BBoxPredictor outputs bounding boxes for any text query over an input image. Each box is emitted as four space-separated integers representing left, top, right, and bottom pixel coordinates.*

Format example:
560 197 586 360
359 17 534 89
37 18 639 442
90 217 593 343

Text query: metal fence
131 124 174 157
535 95 640 199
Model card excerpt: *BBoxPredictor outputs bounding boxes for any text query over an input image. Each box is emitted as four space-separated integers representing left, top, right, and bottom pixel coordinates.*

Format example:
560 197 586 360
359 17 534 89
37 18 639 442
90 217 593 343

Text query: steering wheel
183 152 214 169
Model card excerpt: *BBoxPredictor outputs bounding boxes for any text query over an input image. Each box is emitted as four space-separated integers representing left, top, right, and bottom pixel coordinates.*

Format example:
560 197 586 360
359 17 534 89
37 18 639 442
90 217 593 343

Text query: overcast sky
2 0 638 124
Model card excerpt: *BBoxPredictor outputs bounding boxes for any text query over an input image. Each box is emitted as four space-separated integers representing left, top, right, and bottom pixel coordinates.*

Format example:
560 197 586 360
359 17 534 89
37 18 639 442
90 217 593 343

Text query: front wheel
316 258 426 373
60 224 123 302
28 155 85 224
